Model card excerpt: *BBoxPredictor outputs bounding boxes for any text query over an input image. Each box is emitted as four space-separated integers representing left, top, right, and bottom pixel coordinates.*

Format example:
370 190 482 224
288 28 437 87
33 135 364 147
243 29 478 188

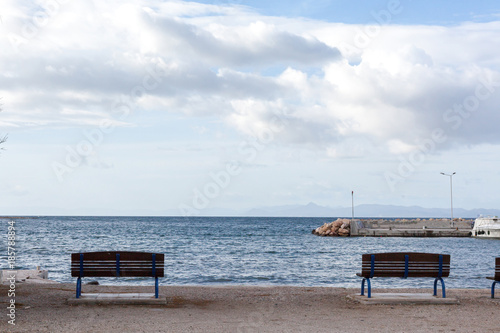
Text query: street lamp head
452 172 456 175
440 172 445 175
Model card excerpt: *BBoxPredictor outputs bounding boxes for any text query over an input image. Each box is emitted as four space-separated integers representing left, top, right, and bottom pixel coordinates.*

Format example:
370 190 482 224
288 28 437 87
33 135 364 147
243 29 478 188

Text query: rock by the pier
333 220 343 228
338 229 349 236
312 218 351 237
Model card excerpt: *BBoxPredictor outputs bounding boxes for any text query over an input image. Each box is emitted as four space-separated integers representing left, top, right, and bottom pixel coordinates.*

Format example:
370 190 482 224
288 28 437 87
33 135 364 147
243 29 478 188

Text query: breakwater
313 218 473 237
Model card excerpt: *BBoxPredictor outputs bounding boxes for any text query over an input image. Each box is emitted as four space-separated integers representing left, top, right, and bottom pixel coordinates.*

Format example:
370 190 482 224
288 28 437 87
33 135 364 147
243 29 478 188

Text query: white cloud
1 0 500 158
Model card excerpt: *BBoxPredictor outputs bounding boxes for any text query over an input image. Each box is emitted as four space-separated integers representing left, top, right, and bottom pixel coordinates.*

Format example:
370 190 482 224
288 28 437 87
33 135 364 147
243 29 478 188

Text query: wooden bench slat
71 251 163 260
71 267 165 271
71 271 163 277
71 267 165 272
71 263 165 268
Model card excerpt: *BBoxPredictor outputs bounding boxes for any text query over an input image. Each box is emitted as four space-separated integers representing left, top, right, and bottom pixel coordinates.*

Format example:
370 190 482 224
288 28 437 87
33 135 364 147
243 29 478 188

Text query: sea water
1 216 498 289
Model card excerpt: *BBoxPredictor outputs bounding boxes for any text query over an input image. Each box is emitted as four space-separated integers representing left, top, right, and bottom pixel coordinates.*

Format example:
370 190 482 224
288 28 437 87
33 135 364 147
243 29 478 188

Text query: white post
351 191 354 220
450 176 454 222
441 172 456 227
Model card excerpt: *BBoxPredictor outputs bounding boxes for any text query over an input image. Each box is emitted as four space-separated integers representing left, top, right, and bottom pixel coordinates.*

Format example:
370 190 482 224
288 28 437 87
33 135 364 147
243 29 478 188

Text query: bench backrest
495 257 500 280
359 252 450 279
71 251 164 278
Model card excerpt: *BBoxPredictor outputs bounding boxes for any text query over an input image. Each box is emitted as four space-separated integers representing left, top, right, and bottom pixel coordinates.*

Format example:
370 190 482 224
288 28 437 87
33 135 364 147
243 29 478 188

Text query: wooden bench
487 257 500 298
356 252 450 298
71 251 164 298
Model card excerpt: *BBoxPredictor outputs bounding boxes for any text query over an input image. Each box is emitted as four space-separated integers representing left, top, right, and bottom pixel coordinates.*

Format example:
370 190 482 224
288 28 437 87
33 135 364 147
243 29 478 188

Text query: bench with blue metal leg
486 257 499 299
71 251 164 298
357 252 450 298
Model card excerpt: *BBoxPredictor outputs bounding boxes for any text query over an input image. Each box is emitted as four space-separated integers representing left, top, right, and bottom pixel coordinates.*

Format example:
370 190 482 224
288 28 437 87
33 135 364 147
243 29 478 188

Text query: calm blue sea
1 216 498 289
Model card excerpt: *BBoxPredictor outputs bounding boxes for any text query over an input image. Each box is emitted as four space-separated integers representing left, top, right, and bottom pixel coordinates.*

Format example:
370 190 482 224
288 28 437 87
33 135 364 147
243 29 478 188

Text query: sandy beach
1 283 499 333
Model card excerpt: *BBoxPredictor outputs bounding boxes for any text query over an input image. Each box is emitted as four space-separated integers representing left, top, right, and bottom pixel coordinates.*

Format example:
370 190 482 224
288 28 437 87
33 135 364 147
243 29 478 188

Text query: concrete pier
354 227 471 237
350 218 473 237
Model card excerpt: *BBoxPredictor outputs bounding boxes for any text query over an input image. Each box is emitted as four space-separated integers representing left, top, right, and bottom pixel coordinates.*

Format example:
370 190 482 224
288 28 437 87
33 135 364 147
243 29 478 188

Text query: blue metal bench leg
361 278 371 298
76 277 82 298
492 281 498 299
155 277 159 298
433 277 446 298
77 253 84 298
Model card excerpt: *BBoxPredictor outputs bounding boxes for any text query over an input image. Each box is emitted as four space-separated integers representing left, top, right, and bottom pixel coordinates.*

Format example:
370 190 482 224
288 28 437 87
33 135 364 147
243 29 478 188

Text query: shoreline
2 284 499 332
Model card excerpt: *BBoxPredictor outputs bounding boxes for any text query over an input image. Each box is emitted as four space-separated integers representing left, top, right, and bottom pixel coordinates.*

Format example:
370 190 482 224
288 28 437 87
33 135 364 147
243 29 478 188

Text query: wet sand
1 283 499 332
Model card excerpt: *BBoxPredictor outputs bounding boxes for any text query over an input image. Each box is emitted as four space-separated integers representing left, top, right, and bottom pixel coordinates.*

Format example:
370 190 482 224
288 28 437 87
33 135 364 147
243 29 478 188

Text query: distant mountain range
242 202 500 218
41 202 499 217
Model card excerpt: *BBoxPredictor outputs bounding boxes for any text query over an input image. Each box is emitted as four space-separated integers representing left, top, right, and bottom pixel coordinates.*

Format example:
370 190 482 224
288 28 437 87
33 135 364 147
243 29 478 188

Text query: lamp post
351 191 354 220
440 172 456 227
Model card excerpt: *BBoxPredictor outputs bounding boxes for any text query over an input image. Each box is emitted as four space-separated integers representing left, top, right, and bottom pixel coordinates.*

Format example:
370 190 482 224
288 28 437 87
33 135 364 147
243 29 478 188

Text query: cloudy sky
1 0 500 216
